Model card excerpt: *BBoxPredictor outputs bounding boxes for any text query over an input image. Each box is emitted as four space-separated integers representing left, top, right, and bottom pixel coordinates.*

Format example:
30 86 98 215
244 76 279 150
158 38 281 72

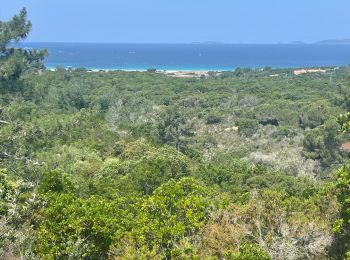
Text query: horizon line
15 41 339 45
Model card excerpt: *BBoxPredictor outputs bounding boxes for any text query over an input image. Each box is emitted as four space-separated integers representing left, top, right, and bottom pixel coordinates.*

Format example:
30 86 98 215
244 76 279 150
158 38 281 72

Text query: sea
12 42 350 71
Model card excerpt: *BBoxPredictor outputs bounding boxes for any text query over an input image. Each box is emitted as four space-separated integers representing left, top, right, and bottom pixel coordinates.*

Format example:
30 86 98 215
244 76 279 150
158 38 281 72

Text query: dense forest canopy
1 8 350 259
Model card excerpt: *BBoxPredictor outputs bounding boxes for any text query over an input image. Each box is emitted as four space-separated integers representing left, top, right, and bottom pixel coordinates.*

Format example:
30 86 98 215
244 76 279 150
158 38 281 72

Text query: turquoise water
14 42 350 70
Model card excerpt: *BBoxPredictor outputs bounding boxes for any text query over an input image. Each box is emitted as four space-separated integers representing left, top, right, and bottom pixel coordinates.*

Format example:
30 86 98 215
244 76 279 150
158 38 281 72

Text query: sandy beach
158 70 211 78
47 67 221 78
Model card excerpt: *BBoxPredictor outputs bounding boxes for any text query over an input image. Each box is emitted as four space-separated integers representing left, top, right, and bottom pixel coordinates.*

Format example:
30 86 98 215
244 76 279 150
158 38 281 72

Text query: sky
1 0 350 44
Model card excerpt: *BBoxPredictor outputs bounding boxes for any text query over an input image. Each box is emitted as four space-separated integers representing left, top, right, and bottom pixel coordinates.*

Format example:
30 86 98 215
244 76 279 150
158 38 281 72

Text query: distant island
315 38 350 45
191 41 225 45
289 41 306 45
191 40 350 45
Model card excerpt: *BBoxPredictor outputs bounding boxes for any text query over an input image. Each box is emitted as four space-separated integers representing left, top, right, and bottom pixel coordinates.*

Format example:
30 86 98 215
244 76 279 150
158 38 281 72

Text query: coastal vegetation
1 8 350 259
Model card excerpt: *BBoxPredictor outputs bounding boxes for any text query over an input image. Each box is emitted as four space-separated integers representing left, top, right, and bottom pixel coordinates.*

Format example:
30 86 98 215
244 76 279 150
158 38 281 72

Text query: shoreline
46 67 215 78
46 66 337 78
45 66 233 72
46 65 341 72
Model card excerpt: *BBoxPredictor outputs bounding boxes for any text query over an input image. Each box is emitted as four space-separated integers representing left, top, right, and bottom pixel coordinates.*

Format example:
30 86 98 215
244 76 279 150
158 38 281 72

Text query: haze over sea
16 42 350 71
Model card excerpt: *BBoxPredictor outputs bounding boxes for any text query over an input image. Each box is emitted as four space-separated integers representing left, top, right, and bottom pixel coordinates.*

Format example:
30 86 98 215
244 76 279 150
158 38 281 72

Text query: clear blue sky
1 0 350 43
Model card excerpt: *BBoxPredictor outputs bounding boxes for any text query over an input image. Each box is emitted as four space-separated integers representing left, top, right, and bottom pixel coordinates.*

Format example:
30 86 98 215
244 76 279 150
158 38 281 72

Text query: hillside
1 66 350 258
1 8 350 260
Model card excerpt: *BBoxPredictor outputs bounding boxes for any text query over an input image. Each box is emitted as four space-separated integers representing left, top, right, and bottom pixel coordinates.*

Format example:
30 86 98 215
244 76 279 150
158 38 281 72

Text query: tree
125 146 191 195
0 8 46 84
157 107 193 152
302 118 343 168
132 178 212 258
35 194 136 259
298 101 332 129
92 141 192 196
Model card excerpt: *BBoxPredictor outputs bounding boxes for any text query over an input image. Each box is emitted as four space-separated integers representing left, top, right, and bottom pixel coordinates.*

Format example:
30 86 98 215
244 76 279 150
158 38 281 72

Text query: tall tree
0 8 46 83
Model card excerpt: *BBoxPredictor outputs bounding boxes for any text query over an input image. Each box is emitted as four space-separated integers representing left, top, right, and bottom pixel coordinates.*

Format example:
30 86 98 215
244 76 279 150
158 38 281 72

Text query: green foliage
0 8 31 47
195 160 319 200
1 13 350 257
1 65 348 258
92 141 192 196
226 244 271 260
0 169 40 258
206 113 222 124
334 164 350 234
35 194 136 259
303 118 343 168
0 169 15 215
157 107 194 152
333 164 350 257
125 147 191 195
198 186 337 259
0 8 46 84
132 177 212 258
338 112 350 133
38 170 74 194
298 101 333 129
236 118 259 137
328 112 350 259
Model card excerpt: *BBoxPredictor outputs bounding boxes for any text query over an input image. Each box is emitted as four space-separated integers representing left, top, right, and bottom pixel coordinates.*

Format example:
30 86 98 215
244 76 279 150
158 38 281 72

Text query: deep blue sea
13 42 350 70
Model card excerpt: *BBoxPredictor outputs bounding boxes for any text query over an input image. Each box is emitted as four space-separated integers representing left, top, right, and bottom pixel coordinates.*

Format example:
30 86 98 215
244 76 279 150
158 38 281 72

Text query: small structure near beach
293 68 326 76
